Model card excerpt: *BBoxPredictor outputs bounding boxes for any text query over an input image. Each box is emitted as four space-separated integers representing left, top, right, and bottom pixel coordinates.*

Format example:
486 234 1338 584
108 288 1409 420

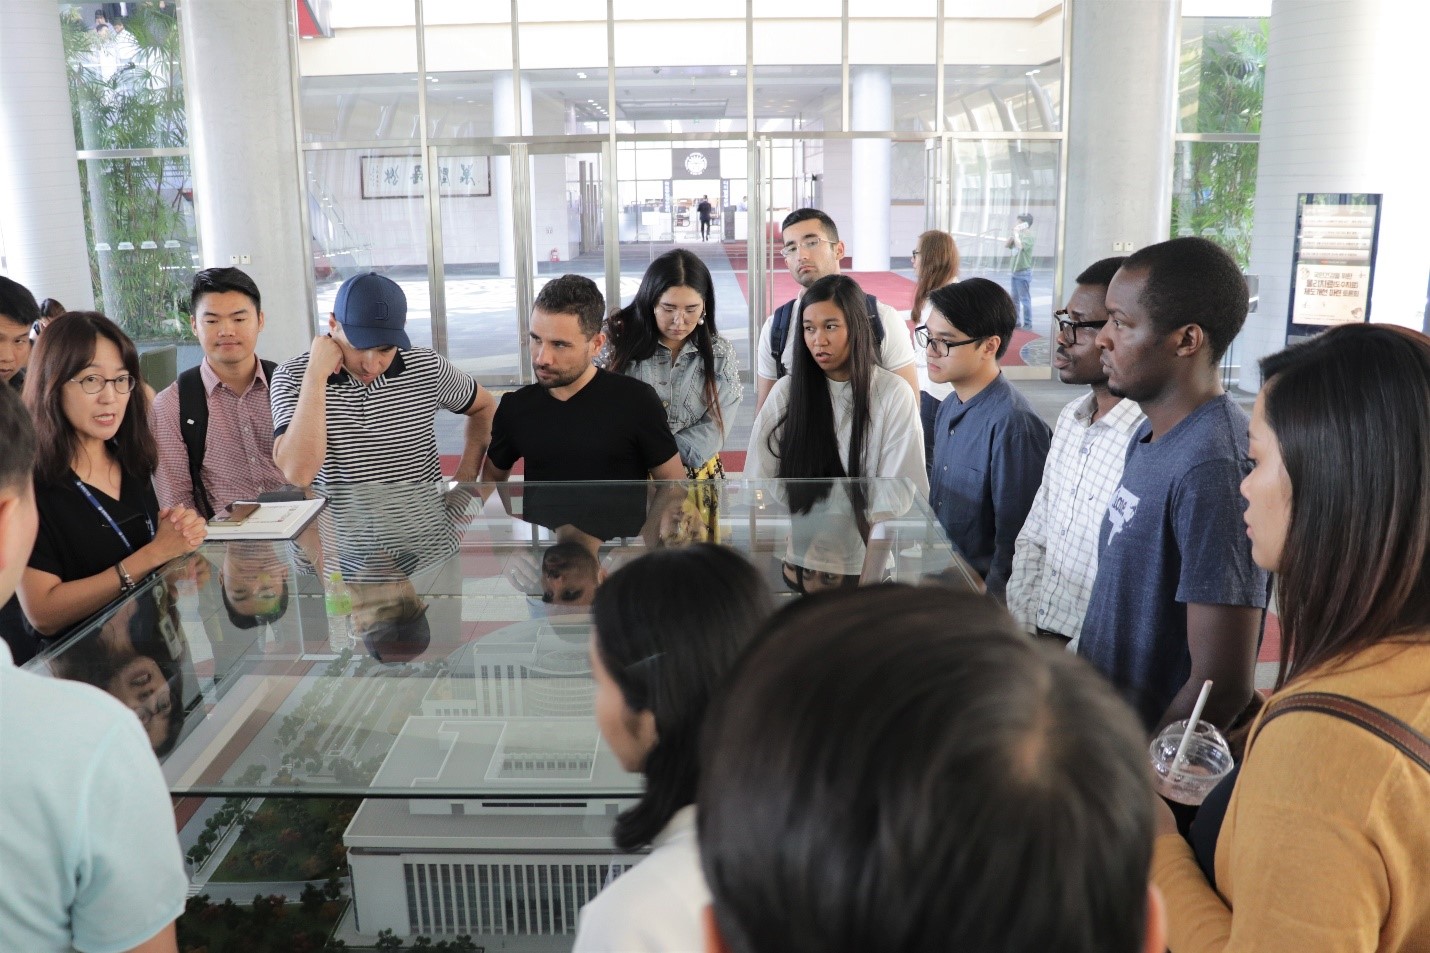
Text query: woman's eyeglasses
914 325 985 357
68 373 137 395
1053 310 1107 344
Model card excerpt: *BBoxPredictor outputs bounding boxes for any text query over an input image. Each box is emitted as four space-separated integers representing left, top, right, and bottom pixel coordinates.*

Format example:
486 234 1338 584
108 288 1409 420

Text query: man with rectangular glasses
754 208 918 411
921 278 1050 602
1006 257 1145 650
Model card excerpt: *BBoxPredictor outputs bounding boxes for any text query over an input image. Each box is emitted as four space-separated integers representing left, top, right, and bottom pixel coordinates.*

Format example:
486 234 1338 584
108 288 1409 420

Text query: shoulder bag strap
771 299 796 379
1257 691 1430 774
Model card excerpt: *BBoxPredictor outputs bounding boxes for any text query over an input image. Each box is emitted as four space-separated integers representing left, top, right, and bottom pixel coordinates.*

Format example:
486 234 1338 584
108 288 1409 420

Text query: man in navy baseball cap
333 272 411 350
270 272 495 487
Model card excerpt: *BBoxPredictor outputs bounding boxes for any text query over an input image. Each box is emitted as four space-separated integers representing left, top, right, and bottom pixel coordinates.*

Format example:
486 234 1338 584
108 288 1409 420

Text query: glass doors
431 138 611 387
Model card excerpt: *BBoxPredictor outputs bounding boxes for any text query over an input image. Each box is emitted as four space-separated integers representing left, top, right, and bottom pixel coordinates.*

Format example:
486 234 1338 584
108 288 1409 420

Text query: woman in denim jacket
605 249 741 474
603 250 741 539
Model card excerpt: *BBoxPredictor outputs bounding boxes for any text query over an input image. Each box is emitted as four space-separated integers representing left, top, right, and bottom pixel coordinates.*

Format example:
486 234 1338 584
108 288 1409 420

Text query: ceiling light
1026 69 1040 76
577 72 588 79
729 69 738 76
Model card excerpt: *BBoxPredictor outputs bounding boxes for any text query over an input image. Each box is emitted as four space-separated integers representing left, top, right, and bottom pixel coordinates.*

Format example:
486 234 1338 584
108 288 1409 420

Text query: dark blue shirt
1077 394 1270 729
928 374 1051 599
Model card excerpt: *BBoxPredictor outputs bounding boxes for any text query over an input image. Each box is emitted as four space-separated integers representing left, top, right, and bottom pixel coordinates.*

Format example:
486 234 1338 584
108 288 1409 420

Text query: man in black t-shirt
481 275 684 539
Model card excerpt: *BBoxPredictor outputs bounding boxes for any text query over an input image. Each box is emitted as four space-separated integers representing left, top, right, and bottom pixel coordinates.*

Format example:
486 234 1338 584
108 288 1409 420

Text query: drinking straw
1170 679 1214 777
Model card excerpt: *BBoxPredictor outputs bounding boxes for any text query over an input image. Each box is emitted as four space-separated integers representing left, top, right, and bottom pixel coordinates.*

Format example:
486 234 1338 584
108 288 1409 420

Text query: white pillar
0 4 96 309
850 67 891 271
1239 0 1430 388
1061 0 1178 301
181 0 310 363
493 74 533 280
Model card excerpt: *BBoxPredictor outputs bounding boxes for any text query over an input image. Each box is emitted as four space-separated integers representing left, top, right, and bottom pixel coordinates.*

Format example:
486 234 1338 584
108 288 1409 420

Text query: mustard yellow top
1152 639 1430 952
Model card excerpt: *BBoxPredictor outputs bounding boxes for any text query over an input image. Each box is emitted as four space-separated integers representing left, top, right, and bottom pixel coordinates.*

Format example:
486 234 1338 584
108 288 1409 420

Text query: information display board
1287 193 1382 332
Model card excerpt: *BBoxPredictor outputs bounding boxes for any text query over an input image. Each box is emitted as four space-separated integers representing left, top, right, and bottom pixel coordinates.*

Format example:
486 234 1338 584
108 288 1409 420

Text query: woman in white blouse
746 274 928 505
910 229 960 402
573 545 770 952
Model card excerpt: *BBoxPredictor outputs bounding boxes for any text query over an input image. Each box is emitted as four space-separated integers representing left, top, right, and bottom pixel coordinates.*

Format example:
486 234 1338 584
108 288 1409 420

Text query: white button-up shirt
1006 391 1146 647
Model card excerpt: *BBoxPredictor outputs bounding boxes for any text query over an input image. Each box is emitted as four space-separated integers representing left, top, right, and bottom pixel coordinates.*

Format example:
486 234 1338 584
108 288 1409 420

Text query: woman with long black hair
1153 324 1430 952
17 313 206 642
745 273 927 504
573 544 770 952
604 248 741 481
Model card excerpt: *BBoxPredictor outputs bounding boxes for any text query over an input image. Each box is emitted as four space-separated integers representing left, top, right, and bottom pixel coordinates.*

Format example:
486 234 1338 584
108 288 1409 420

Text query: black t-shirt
27 469 159 640
487 369 678 540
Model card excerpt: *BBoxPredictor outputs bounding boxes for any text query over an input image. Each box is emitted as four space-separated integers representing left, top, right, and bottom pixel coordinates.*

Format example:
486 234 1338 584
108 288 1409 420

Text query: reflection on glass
48 574 195 755
29 478 973 797
220 542 291 629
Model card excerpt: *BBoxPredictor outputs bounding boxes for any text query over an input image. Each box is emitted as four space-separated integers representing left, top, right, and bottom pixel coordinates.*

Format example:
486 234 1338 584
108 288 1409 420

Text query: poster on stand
1287 193 1381 335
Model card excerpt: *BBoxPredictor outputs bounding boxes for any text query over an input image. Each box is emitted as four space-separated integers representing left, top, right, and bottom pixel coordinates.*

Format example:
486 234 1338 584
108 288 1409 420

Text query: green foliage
178 889 346 953
1171 21 1269 269
212 797 358 882
60 3 195 342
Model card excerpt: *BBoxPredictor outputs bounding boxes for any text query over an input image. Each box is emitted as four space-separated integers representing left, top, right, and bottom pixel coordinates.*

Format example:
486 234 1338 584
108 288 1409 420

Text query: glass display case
27 478 974 952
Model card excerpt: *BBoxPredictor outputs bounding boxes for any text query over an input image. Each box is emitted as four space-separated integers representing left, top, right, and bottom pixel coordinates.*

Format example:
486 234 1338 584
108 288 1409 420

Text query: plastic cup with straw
1151 678 1235 805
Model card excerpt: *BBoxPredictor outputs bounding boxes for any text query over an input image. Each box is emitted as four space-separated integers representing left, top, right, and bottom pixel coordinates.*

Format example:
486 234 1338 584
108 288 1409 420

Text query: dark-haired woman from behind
573 544 771 952
1153 323 1430 952
17 313 207 643
745 274 927 499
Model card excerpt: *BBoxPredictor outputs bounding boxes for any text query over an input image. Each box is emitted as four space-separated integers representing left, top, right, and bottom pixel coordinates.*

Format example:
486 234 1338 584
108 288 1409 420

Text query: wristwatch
115 560 135 593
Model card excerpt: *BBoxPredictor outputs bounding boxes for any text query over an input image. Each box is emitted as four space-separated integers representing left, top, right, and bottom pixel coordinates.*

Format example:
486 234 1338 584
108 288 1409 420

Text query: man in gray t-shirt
1076 237 1269 732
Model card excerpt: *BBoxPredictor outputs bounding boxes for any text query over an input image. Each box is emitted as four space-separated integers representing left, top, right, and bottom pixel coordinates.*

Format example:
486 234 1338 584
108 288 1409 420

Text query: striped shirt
150 358 286 514
270 347 477 485
1006 391 1146 646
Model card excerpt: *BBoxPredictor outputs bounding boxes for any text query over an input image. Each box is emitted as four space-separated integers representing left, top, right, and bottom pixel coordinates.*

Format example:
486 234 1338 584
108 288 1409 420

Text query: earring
698 315 705 325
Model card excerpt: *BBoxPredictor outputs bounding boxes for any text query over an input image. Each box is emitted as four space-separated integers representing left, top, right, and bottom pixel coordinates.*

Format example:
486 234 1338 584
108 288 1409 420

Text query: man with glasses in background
1007 257 1144 649
754 208 918 411
921 278 1049 601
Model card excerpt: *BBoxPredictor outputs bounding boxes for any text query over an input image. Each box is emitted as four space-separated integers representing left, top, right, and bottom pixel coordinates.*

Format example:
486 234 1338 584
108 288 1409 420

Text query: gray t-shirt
1077 394 1270 728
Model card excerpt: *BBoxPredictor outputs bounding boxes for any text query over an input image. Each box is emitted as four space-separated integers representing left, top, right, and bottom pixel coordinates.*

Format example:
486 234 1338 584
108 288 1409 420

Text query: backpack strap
176 366 214 519
1256 691 1430 774
866 294 886 347
771 299 797 379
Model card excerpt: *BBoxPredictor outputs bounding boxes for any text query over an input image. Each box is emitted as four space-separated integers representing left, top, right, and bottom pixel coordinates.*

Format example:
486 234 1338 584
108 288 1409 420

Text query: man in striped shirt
1006 257 1144 649
271 272 495 486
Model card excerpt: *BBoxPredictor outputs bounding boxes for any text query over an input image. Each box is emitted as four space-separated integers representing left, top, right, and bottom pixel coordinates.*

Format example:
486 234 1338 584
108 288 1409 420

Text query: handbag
1189 691 1430 889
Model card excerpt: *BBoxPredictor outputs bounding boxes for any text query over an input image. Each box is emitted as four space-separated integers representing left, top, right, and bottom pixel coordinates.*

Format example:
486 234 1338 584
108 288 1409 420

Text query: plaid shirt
1007 392 1146 645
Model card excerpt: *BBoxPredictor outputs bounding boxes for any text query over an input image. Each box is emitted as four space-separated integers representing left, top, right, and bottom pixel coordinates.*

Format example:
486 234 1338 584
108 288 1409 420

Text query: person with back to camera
1152 323 1430 953
0 384 188 953
573 544 772 952
603 249 742 532
745 274 928 500
697 584 1166 953
17 313 207 643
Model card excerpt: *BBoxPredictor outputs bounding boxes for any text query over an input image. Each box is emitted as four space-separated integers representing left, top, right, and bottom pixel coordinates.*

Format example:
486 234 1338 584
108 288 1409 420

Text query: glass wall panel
78 156 198 342
524 69 612 137
305 150 431 348
62 2 187 152
752 20 841 132
849 4 936 133
297 8 418 142
1172 140 1260 269
948 138 1060 367
943 5 1063 133
1177 17 1268 134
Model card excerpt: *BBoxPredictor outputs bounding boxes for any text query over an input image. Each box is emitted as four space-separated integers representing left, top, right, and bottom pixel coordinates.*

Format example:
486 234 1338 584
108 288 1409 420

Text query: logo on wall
673 148 720 179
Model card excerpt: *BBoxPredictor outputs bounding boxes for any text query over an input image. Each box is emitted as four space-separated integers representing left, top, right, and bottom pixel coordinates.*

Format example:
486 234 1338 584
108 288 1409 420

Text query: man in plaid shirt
1007 257 1144 648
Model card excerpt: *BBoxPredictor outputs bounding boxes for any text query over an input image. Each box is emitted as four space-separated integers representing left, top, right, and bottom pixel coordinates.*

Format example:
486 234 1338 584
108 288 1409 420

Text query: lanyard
73 477 153 555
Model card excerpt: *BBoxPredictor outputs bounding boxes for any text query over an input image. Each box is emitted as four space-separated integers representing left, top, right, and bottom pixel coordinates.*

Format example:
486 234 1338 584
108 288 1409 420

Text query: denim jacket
610 335 742 469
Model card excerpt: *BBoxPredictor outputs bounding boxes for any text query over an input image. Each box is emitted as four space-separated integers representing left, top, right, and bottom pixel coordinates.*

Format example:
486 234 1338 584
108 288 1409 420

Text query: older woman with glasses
17 313 206 643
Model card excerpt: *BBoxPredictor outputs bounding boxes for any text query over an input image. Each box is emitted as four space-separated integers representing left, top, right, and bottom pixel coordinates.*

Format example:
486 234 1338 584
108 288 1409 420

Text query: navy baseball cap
333 272 410 350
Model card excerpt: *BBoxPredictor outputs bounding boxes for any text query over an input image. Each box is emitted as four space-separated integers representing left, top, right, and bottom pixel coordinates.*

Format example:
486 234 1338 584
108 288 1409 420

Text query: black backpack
770 293 885 379
177 360 277 519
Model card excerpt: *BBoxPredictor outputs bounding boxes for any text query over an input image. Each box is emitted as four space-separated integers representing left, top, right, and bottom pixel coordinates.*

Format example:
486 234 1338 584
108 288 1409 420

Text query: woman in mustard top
1151 323 1430 951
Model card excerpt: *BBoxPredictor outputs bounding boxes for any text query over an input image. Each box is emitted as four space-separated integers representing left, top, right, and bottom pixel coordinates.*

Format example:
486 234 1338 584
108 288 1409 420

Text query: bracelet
115 560 135 593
